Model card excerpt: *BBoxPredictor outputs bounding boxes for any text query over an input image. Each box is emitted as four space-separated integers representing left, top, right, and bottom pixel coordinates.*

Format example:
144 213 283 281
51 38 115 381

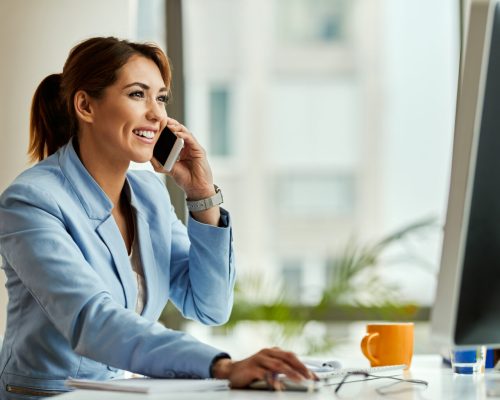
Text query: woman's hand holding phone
151 118 220 225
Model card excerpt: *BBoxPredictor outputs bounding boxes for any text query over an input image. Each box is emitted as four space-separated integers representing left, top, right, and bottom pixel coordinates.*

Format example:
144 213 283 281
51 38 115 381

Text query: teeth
134 130 155 139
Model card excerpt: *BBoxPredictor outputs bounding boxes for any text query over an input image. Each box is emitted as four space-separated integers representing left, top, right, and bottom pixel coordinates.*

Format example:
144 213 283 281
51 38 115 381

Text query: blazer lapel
96 215 137 310
58 140 138 310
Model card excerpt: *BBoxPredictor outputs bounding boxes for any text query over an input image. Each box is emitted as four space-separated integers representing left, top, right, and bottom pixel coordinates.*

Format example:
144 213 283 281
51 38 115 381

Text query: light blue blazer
0 140 235 398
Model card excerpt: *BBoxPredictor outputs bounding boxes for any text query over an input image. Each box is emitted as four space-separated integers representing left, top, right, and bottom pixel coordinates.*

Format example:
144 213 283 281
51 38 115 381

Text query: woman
0 37 311 398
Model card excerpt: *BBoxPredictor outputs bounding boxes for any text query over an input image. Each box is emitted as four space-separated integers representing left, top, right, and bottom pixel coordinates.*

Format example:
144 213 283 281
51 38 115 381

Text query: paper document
66 377 230 393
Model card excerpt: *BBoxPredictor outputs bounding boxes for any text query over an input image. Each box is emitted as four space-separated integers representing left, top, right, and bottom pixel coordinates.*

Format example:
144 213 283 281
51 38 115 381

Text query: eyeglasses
330 371 428 397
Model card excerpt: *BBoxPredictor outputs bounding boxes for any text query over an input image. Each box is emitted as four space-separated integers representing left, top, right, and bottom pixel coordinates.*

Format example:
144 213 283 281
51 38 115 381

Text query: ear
73 90 95 123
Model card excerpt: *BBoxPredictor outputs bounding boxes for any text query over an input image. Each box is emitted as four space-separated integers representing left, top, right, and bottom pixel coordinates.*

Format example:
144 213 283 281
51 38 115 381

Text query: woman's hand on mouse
211 347 315 389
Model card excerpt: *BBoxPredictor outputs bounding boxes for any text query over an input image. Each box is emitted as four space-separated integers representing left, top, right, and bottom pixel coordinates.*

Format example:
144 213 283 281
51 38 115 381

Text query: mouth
132 129 156 139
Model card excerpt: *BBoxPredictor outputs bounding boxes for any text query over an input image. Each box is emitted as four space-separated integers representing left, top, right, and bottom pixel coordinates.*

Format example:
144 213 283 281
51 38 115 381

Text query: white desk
55 355 500 400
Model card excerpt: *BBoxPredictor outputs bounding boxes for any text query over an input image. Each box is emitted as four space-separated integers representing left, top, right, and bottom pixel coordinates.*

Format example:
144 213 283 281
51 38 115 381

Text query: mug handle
361 332 380 365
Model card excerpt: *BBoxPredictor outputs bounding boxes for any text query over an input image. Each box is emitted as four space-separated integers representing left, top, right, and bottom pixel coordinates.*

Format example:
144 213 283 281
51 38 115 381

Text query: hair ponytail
29 73 73 162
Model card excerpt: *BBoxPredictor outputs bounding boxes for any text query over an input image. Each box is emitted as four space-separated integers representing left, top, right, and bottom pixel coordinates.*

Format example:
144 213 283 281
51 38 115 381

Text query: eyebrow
122 82 168 92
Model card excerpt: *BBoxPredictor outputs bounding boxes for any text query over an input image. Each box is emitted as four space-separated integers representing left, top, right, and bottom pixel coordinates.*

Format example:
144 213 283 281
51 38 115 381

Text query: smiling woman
29 37 170 163
76 55 170 169
0 37 313 398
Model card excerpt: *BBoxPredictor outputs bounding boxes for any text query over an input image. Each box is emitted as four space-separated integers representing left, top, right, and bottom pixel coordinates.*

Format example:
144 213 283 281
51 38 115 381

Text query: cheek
94 108 120 129
159 117 169 132
93 121 129 144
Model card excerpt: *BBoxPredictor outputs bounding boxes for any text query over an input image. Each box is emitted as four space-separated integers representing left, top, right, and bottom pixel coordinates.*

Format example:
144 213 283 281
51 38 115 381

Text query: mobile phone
151 126 184 172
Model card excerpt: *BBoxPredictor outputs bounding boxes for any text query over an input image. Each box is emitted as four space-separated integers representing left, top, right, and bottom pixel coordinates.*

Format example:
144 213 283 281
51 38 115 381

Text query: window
135 0 166 50
275 174 355 218
183 0 459 308
275 0 351 45
209 87 231 156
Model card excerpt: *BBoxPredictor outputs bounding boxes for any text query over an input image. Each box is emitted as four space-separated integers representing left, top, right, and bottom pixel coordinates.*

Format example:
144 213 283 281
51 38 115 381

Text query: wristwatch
186 185 223 212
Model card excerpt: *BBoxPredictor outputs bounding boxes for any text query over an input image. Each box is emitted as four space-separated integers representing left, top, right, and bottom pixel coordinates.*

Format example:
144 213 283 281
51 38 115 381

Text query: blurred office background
0 0 462 357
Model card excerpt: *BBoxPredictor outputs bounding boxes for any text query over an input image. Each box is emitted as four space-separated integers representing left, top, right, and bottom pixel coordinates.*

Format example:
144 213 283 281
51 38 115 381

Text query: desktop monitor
431 0 500 348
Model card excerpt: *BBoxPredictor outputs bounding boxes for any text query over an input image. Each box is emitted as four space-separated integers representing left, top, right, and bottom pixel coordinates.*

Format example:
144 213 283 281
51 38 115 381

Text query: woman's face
84 55 169 165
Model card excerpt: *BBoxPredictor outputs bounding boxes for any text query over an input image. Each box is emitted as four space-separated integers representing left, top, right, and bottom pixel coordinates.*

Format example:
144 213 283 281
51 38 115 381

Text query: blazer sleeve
167 203 236 325
0 183 223 378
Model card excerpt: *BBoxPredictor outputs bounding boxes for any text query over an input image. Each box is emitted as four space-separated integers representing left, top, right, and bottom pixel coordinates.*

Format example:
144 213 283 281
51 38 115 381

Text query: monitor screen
431 0 500 348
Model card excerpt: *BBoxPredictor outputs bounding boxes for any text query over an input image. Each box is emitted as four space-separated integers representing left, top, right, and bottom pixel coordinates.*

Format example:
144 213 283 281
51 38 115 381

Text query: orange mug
360 322 414 369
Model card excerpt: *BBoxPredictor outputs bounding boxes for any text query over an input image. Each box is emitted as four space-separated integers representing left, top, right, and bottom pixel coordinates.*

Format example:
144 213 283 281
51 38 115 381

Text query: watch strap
186 185 223 212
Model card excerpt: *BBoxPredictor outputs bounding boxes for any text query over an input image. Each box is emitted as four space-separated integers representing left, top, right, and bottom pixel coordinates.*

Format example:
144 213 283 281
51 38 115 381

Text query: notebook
66 377 229 394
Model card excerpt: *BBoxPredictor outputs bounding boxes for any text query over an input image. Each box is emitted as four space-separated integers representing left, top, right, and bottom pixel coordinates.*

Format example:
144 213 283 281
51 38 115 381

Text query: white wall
0 0 137 336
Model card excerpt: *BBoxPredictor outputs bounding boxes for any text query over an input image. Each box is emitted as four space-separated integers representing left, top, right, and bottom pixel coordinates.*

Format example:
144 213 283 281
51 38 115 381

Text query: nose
145 99 165 122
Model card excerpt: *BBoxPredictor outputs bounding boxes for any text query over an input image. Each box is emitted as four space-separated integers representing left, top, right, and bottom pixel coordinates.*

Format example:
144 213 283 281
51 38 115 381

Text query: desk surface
55 355 500 400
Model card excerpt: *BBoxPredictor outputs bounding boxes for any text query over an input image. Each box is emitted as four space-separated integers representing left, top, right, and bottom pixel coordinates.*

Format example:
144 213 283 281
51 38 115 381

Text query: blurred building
176 0 459 305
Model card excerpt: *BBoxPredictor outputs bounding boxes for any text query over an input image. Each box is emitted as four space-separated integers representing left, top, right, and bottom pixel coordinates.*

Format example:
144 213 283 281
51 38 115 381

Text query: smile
133 129 155 139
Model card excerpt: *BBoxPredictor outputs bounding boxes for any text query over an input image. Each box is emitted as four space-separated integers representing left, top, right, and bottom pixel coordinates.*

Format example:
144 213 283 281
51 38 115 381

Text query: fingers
158 119 215 197
165 118 185 135
166 118 196 142
265 371 284 391
256 348 312 382
256 354 301 382
165 118 205 160
227 348 314 390
262 347 313 380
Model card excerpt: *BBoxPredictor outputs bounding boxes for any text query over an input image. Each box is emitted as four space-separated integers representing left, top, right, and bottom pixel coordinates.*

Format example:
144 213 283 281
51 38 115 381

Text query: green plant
162 217 437 355
319 216 437 309
223 216 437 354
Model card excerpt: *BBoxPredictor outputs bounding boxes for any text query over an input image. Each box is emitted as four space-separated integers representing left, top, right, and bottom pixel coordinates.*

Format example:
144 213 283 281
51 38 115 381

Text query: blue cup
450 346 486 374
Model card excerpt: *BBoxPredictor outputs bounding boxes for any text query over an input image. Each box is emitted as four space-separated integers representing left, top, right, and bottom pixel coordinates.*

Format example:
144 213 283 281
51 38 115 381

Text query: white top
128 222 146 315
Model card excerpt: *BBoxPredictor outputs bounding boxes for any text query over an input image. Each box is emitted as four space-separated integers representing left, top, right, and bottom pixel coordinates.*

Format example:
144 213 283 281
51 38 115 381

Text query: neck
75 137 129 207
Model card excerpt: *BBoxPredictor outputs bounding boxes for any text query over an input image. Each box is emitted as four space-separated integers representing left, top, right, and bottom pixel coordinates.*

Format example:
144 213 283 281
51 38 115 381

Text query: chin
131 153 154 164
